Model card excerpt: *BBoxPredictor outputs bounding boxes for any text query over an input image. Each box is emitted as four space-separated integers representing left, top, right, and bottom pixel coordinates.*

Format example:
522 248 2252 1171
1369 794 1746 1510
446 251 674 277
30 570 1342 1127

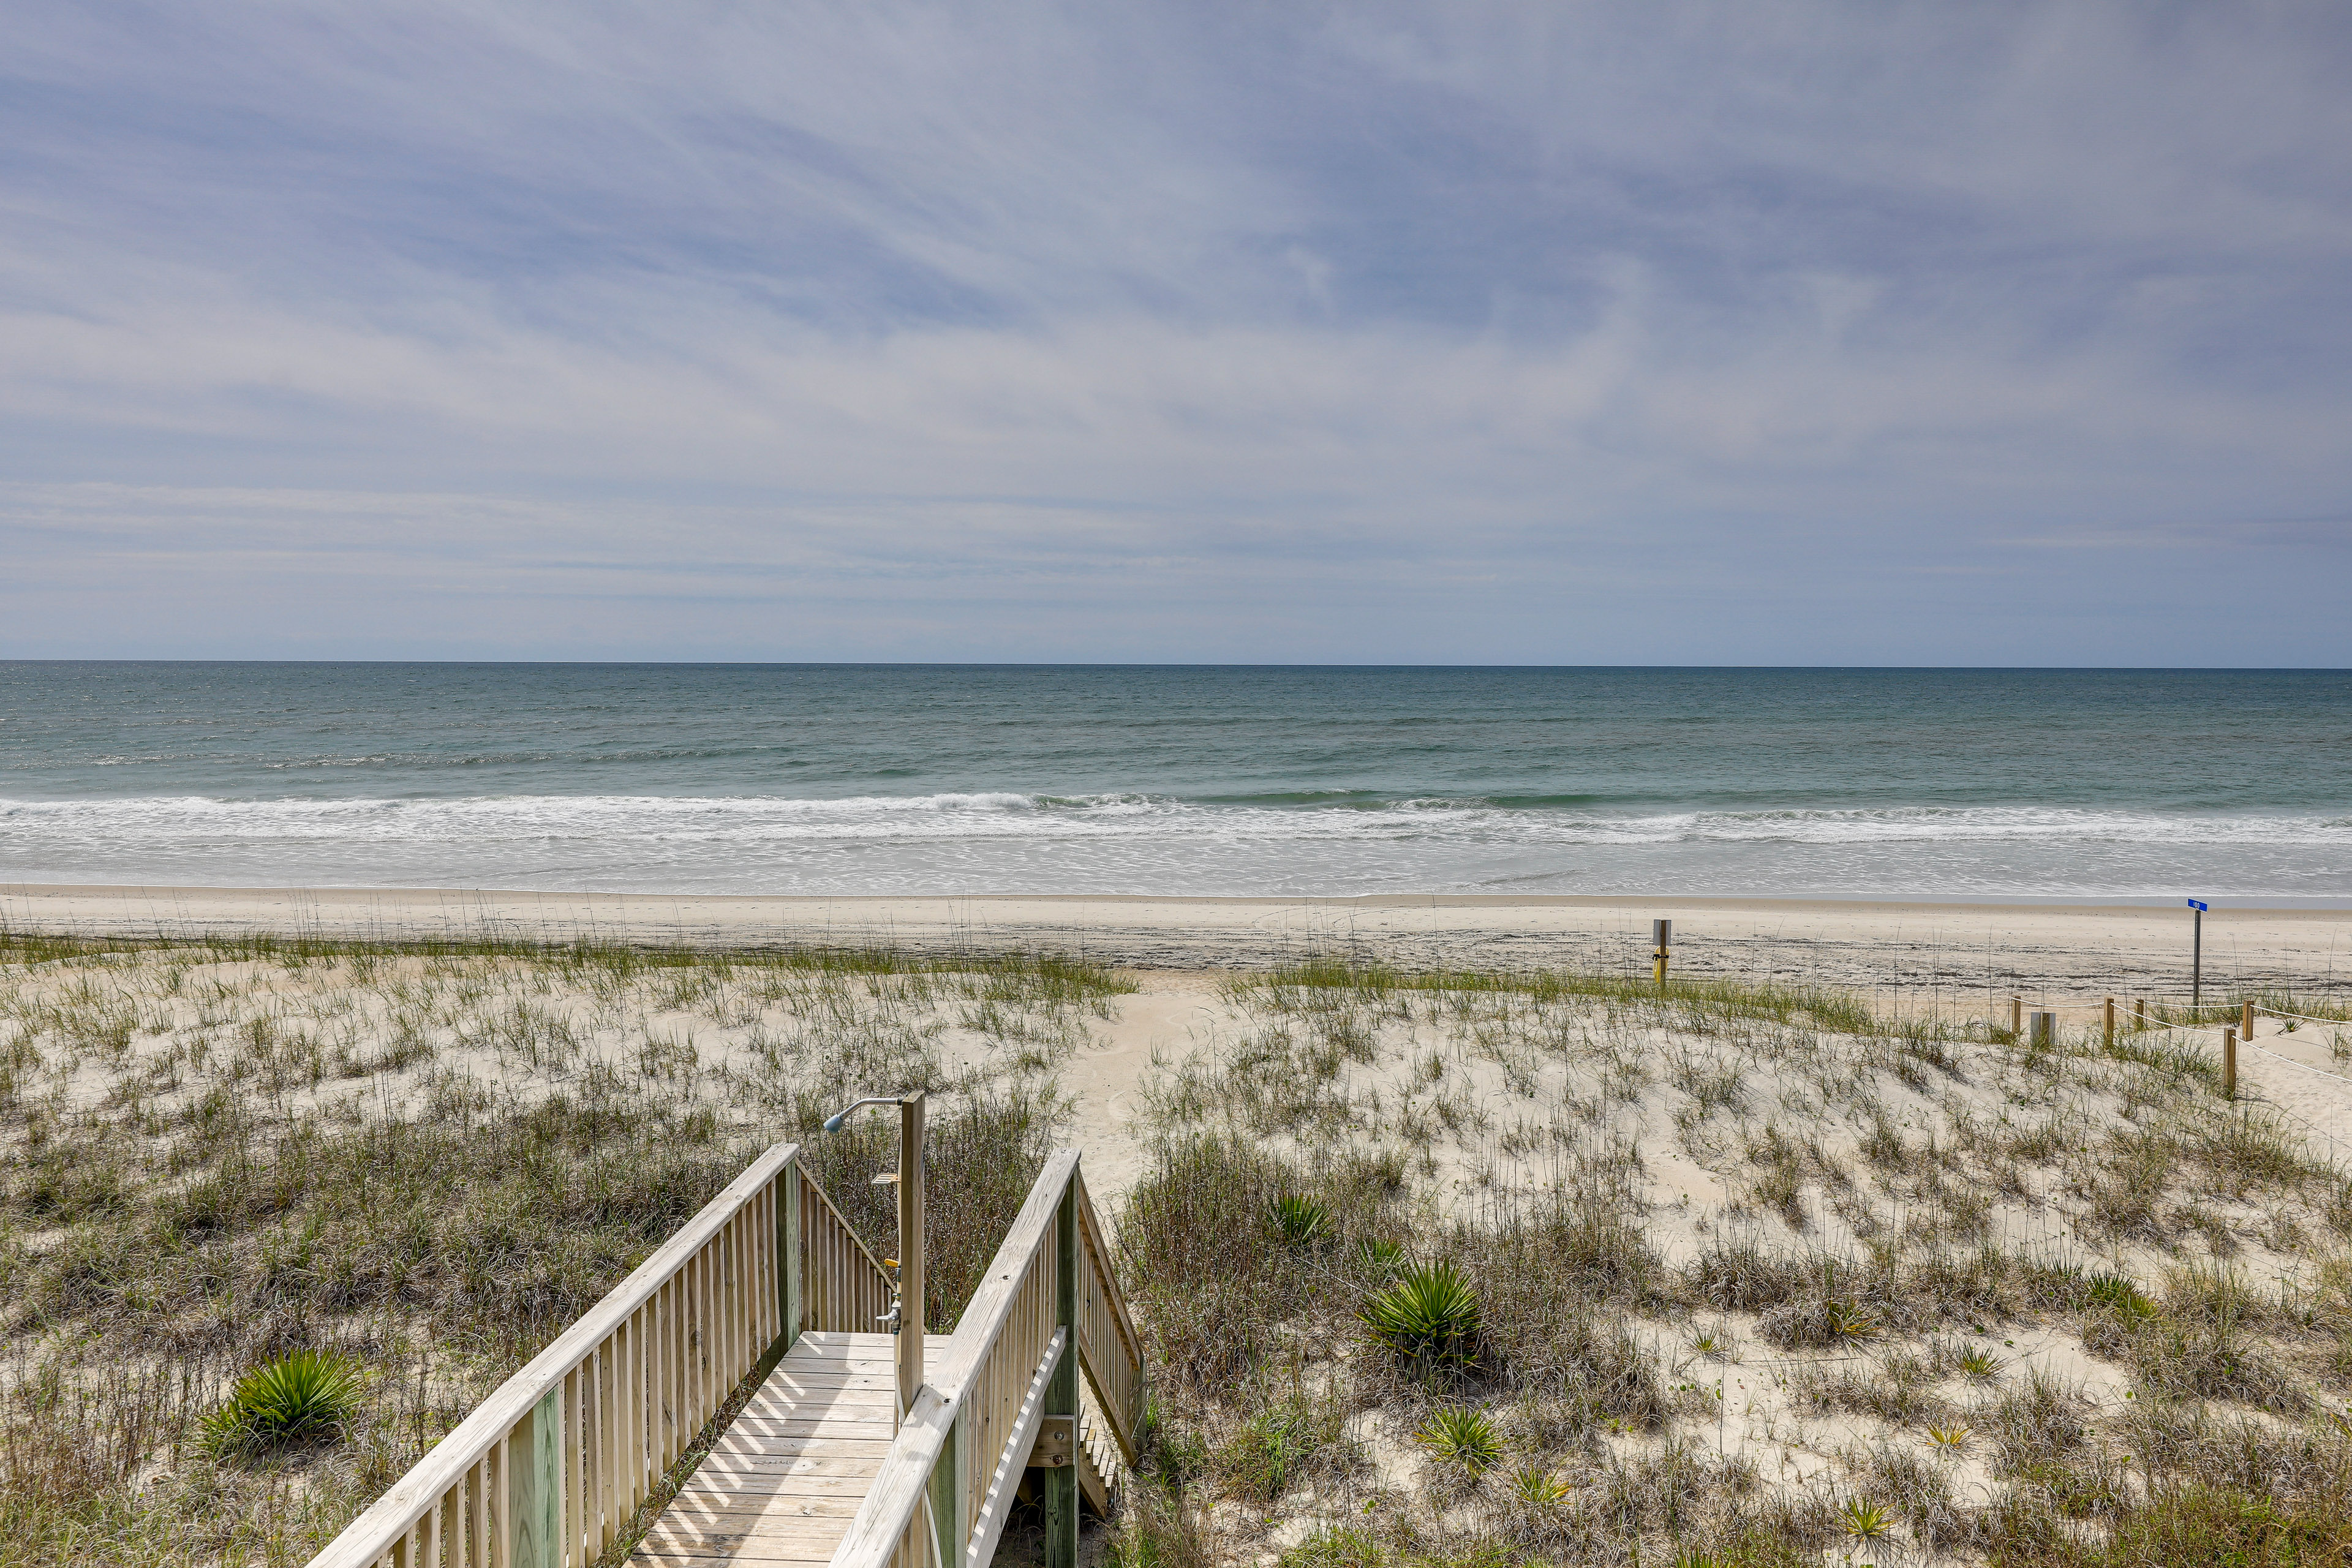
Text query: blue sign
2187 899 2207 911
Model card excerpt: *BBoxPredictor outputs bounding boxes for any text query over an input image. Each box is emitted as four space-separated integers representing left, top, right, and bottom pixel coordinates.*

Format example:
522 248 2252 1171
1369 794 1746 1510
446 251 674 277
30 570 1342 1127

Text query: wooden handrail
827 1150 1145 1568
306 1141 894 1568
1071 1167 1144 1461
967 1329 1066 1568
304 1141 1132 1568
801 1161 897 1335
929 1150 1079 1392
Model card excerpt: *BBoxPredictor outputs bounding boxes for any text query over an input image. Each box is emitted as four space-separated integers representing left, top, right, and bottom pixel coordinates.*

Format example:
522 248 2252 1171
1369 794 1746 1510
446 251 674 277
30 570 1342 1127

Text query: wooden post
2192 902 2204 1008
1045 1173 1080 1568
2103 997 2115 1052
2243 999 2255 1045
2135 998 2147 1031
898 1093 926 1419
2029 1011 2055 1049
2222 1027 2237 1099
1653 919 1672 992
508 1387 562 1568
2010 995 2022 1035
778 1163 802 1352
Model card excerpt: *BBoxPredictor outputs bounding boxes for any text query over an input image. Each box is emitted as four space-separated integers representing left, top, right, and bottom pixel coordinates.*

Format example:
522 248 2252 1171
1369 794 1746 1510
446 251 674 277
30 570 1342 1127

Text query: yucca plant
1508 1460 1572 1504
1954 1344 2005 1382
1355 1237 1406 1280
1269 1193 1333 1249
1926 1423 1972 1453
1838 1495 1893 1541
1361 1261 1481 1372
200 1349 365 1457
1414 1406 1501 1475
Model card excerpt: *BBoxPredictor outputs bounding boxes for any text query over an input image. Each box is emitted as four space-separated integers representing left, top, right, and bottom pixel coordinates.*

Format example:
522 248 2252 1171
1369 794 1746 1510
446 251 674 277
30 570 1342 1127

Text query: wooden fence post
899 1093 927 1419
2243 999 2255 1045
2222 1027 2237 1100
2135 998 2147 1031
2029 1011 2056 1049
2103 997 2115 1052
2009 996 2022 1035
1046 1174 1080 1568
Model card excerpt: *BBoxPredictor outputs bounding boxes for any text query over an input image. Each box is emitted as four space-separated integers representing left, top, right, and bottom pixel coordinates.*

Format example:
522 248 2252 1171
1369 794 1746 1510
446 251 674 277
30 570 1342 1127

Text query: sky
4 2 2350 665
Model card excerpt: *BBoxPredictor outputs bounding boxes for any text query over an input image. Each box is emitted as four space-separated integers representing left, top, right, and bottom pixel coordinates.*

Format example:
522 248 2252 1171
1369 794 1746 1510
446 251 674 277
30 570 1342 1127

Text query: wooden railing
802 1159 896 1338
829 1150 1144 1568
1072 1168 1144 1465
307 1142 892 1568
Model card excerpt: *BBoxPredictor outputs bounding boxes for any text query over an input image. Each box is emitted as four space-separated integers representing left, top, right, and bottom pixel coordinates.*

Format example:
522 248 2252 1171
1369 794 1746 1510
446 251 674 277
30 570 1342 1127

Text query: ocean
1 663 2346 902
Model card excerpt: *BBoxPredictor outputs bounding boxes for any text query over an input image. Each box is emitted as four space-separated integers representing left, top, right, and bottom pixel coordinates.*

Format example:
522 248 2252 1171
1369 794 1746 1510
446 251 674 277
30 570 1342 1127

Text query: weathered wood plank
695 1438 896 1461
635 1330 919 1568
645 1518 863 1545
661 1486 882 1515
631 1544 843 1566
659 1488 873 1516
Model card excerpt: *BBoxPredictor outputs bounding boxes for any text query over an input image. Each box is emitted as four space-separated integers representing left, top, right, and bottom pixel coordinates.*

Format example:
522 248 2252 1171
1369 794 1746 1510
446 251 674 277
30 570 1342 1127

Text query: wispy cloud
2 2 2348 662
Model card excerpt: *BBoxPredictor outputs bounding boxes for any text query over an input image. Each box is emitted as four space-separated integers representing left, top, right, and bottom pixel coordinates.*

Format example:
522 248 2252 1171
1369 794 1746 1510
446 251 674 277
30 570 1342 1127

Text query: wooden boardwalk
303 1145 1139 1568
631 1333 949 1566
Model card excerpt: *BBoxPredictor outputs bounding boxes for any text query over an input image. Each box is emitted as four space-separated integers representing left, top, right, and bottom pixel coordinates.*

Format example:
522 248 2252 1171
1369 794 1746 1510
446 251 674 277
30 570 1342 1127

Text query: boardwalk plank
629 1332 930 1568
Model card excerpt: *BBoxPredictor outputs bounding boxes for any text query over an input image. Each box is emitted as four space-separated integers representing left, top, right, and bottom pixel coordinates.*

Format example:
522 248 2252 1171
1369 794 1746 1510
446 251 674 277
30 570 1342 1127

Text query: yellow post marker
2104 997 2115 1051
1653 919 1671 992
2222 1027 2237 1100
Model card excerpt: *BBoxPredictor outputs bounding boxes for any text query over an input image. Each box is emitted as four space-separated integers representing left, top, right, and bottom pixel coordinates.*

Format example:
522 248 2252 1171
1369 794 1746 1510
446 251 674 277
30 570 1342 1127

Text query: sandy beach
7 882 2349 1005
13 883 2352 1561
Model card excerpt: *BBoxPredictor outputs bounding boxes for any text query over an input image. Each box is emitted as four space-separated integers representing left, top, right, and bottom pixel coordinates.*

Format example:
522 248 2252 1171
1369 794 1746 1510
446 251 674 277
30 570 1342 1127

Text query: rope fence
2240 1037 2352 1092
2258 1006 2352 1028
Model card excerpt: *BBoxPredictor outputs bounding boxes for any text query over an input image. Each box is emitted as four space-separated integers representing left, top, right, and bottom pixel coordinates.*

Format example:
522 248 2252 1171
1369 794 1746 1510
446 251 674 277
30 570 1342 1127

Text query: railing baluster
619 1306 635 1529
688 1245 701 1435
461 1459 477 1568
666 1272 684 1469
733 1200 748 1363
652 1275 670 1476
726 1211 742 1379
760 1182 777 1348
713 1221 729 1392
603 1328 622 1551
558 1366 576 1568
491 1438 506 1568
627 1303 646 1522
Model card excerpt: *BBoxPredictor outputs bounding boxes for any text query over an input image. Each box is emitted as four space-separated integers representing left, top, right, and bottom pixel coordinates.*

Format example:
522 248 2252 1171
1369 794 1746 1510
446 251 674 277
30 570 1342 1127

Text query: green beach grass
6 934 2352 1566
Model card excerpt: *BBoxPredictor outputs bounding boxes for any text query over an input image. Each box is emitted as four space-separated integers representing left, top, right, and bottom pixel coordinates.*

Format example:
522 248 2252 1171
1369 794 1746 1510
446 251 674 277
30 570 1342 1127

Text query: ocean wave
1 792 2346 850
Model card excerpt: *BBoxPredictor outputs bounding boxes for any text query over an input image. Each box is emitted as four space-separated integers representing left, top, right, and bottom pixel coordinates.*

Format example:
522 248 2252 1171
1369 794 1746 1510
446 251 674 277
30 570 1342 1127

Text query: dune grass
0 937 1100 1566
1115 953 2352 1568
1236 956 1877 1035
12 932 2352 1566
